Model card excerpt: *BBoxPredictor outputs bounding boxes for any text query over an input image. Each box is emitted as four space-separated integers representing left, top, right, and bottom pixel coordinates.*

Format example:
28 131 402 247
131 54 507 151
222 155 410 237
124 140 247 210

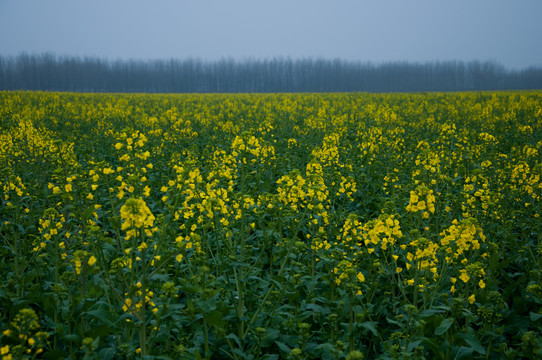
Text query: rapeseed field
0 91 541 359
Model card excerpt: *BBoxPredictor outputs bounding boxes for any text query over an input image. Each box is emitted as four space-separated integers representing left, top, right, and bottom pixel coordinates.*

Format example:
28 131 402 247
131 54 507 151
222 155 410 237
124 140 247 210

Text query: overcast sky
1 0 541 69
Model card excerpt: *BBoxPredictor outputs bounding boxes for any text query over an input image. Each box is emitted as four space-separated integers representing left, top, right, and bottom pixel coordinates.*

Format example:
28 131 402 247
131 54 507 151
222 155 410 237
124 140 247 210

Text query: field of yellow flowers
1 91 541 359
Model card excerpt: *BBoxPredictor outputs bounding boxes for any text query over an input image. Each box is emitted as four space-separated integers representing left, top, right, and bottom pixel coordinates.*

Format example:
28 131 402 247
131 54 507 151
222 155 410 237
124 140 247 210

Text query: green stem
139 242 148 356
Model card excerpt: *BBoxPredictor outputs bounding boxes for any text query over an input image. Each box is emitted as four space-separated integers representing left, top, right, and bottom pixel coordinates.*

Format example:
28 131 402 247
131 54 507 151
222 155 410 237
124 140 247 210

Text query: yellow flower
459 270 470 283
123 298 132 312
143 186 151 197
478 279 485 289
357 272 365 282
417 200 426 210
65 183 72 192
88 255 97 266
468 294 476 304
121 198 154 227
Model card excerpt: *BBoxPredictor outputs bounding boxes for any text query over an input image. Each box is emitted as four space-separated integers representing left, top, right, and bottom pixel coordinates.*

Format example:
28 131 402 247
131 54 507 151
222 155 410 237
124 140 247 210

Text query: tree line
1 53 541 93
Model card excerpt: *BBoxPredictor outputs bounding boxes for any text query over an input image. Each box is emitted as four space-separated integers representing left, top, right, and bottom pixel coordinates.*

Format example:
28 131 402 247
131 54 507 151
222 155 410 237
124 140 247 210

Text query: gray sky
1 0 541 69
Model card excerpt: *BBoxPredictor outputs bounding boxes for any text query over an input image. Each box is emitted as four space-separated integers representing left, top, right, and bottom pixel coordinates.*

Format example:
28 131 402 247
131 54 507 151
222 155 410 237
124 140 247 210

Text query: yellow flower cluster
462 174 498 219
207 149 237 192
406 237 439 276
311 133 342 168
120 197 156 240
439 218 485 261
123 285 158 318
511 162 541 205
336 176 357 201
406 186 436 218
2 308 48 358
333 259 365 290
1 175 27 200
36 209 65 252
439 219 487 293
338 214 403 254
0 117 76 173
276 163 330 224
276 170 307 212
231 134 275 165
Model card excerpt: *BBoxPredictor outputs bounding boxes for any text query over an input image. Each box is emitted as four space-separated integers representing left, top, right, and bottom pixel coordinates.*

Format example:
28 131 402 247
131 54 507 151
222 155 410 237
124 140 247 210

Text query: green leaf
407 339 423 352
360 321 379 337
232 348 251 359
419 307 446 318
275 341 291 354
261 328 280 347
315 343 337 360
86 309 115 326
226 333 242 348
454 347 474 359
457 327 486 355
206 310 224 327
63 334 80 342
529 311 542 321
304 303 331 316
85 302 116 326
102 241 116 255
435 318 454 336
261 355 279 360
196 297 217 313
386 317 402 326
42 350 68 359
418 337 440 353
82 205 95 222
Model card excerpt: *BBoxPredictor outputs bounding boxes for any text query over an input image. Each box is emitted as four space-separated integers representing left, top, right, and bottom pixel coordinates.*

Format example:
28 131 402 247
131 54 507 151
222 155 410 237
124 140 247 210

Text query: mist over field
1 54 541 92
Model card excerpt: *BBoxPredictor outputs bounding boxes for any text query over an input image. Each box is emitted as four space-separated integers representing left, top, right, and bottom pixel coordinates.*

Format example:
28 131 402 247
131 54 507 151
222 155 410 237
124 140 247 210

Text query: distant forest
1 53 541 93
